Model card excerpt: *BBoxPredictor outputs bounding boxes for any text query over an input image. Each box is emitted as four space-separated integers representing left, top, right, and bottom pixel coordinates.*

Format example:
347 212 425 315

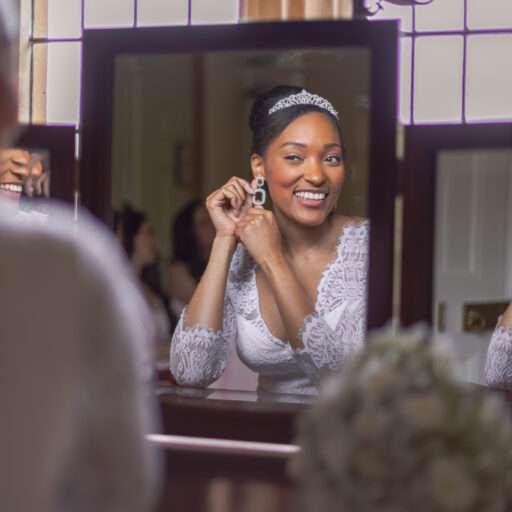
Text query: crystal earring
252 176 266 207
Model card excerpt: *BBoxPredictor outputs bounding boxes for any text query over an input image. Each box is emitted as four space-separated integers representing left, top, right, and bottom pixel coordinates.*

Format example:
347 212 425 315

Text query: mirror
433 148 512 384
0 146 51 218
81 21 398 403
401 124 512 387
110 48 371 390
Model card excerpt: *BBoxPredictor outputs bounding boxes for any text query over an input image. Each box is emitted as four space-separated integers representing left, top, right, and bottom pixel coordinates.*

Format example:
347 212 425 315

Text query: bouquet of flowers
291 327 512 512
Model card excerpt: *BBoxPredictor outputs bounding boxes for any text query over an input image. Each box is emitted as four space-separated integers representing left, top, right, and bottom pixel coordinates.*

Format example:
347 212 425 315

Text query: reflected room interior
433 148 512 384
110 48 371 392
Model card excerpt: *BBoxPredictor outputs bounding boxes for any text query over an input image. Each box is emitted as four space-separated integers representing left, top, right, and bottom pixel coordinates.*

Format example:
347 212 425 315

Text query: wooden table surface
153 383 512 512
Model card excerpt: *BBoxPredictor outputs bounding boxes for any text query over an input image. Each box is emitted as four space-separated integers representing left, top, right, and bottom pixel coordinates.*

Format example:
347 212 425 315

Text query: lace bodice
485 321 512 388
170 221 368 395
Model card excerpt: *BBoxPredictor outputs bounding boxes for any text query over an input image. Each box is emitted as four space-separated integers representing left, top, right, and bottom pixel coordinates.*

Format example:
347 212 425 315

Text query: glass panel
371 3 412 32
46 42 82 124
468 0 512 30
34 0 82 38
434 149 512 383
415 0 464 32
466 35 512 121
137 0 188 26
414 36 463 123
85 0 134 28
191 0 238 24
400 37 412 124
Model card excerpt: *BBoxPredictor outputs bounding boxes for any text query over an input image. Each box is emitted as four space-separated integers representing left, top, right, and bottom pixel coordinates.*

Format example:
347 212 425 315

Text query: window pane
85 0 134 28
370 3 412 32
415 0 464 32
400 37 412 124
414 36 463 123
34 0 82 38
468 0 512 30
466 35 512 121
191 0 238 24
137 0 188 26
46 42 82 124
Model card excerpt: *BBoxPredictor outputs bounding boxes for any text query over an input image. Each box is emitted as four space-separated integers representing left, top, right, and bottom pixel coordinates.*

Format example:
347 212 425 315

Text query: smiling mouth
293 190 328 207
0 183 23 199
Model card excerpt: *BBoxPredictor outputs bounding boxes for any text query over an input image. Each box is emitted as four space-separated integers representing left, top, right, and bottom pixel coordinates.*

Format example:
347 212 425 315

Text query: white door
433 149 512 383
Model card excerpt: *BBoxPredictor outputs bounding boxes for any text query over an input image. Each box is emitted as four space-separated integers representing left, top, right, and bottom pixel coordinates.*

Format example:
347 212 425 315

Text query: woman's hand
234 208 284 267
205 177 254 238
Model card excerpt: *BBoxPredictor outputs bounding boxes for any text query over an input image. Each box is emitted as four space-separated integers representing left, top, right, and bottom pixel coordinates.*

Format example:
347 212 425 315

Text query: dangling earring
252 176 266 207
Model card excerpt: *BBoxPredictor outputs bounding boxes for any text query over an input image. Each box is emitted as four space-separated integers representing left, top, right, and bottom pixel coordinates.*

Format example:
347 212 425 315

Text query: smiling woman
0 147 48 204
170 85 368 397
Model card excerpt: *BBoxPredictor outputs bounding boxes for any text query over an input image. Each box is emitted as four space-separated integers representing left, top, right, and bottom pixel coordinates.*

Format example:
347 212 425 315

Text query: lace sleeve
169 298 237 387
485 322 512 389
292 301 366 386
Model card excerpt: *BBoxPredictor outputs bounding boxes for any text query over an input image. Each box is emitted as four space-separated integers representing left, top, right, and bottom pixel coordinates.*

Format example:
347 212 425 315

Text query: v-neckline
252 222 349 346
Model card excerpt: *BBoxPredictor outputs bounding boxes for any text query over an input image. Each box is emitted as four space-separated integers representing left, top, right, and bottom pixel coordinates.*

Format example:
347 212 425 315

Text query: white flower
353 406 390 440
351 447 389 480
426 457 477 511
397 393 446 430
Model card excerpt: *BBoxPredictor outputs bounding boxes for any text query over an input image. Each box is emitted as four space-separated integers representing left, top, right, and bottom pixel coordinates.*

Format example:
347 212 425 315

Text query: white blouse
170 221 368 396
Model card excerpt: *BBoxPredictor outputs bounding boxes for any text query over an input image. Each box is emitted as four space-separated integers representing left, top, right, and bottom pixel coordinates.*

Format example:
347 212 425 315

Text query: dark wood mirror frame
13 124 76 204
80 19 399 331
401 123 512 327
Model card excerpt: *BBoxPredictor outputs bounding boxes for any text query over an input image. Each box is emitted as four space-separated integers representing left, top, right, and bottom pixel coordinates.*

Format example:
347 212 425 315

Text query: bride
170 85 368 395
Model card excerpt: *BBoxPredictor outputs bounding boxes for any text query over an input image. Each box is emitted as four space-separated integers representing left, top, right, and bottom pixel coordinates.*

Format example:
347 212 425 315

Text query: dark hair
249 85 344 156
171 199 208 282
114 203 175 330
113 204 146 258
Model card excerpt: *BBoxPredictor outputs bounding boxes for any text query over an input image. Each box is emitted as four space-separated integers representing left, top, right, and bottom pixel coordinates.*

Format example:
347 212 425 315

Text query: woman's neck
274 209 340 259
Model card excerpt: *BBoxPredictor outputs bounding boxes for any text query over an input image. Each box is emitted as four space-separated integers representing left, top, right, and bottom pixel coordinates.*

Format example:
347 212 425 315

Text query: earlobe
250 153 265 180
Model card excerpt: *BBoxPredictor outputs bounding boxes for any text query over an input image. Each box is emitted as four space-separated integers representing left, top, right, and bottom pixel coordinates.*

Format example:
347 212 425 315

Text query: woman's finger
231 177 255 196
228 180 247 204
224 184 244 210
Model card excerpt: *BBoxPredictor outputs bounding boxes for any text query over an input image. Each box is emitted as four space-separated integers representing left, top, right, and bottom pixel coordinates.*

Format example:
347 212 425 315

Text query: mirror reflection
433 148 512 384
0 147 51 219
111 48 370 397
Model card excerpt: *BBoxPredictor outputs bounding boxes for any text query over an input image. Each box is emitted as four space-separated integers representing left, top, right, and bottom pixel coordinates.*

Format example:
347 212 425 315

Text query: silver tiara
268 89 339 120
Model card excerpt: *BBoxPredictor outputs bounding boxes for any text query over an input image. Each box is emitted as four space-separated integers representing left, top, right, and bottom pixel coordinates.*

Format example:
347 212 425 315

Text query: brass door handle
465 310 486 331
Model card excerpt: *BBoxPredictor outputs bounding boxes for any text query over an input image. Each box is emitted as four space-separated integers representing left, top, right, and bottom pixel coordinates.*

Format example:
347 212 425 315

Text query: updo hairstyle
249 85 344 156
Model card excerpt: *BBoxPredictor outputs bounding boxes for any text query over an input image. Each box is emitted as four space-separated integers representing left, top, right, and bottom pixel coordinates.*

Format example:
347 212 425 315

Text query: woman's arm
485 304 512 389
169 177 254 387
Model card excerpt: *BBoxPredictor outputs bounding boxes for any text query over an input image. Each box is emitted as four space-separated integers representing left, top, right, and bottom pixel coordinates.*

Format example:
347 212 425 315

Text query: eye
325 155 342 165
284 154 303 162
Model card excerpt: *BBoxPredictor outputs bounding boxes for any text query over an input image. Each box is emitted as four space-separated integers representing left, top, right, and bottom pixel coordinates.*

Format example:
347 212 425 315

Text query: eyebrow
279 142 342 150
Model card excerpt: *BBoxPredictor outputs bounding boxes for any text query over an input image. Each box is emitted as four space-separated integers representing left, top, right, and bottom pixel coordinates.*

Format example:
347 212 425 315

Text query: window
21 0 239 159
371 0 512 123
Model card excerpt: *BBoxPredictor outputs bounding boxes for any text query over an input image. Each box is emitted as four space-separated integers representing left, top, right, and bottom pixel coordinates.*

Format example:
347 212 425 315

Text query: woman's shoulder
333 215 369 242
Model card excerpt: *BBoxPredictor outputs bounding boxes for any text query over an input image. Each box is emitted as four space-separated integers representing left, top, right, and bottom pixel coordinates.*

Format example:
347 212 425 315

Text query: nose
303 158 327 186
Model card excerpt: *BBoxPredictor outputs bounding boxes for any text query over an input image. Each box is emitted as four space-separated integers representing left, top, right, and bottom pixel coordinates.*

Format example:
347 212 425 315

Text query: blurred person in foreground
0 2 160 511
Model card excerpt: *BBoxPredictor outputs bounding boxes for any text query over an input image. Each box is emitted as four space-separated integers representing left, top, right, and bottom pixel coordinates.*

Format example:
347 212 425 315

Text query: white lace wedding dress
170 221 368 396
485 323 512 388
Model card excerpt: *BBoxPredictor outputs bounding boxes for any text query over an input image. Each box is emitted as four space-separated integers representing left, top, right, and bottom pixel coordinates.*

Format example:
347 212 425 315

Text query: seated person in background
485 302 512 388
1 3 159 507
167 199 215 318
115 204 174 364
170 86 368 396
